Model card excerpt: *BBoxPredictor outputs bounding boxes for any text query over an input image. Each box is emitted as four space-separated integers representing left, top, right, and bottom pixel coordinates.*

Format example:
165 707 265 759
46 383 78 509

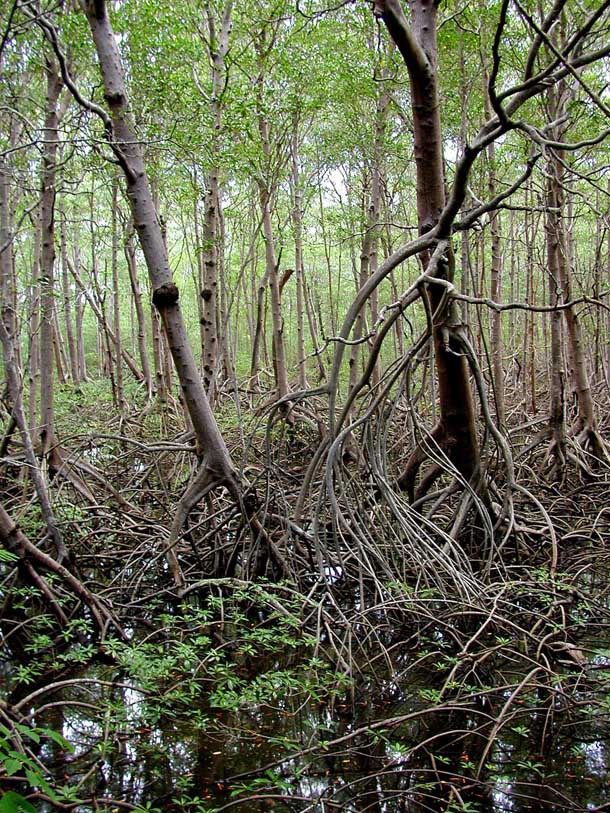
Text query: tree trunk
124 224 153 398
488 145 505 428
377 0 480 500
254 29 289 404
199 1 232 402
111 175 126 410
59 202 80 387
79 0 239 476
38 58 63 456
0 158 17 351
290 111 307 390
553 158 604 456
28 210 41 433
544 171 567 478
69 250 143 383
349 181 372 399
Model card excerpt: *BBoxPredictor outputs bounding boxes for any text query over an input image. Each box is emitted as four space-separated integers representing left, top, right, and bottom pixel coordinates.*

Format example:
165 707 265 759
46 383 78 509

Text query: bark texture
376 0 480 499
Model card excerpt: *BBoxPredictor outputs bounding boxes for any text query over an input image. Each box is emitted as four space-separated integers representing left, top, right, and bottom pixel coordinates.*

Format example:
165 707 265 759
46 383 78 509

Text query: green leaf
41 729 74 752
0 791 38 813
2 758 22 776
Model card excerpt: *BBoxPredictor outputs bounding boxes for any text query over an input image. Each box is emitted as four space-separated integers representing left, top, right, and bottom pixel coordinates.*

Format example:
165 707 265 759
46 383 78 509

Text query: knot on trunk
201 288 212 302
152 282 179 309
104 91 125 107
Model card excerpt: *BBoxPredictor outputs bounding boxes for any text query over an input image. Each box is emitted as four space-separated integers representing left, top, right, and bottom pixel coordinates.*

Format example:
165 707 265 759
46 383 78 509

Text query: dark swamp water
4 571 610 813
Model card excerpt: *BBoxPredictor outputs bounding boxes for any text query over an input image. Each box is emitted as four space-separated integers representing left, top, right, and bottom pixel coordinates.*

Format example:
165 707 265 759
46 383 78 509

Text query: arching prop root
163 459 295 596
533 424 609 484
0 501 125 641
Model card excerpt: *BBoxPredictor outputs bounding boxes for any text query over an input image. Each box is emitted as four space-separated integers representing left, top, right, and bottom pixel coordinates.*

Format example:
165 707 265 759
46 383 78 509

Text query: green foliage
0 792 37 813
0 722 75 808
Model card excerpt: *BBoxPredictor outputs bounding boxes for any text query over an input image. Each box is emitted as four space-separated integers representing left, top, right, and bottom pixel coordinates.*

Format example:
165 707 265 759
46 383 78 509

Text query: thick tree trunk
553 161 604 457
377 0 480 499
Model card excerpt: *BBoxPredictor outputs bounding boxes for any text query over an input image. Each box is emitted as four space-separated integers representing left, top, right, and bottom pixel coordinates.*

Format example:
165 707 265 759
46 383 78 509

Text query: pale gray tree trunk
80 0 242 589
290 111 307 390
124 225 153 398
59 203 80 387
254 29 289 404
39 59 63 456
199 0 232 401
111 175 126 410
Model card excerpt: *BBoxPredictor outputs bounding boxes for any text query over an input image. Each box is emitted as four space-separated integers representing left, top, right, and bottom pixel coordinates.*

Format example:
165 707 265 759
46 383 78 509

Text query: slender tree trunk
349 181 372 398
483 38 505 427
69 250 142 383
544 171 567 478
199 1 232 402
0 224 69 561
254 30 289 403
75 288 88 381
89 213 118 398
523 176 537 414
290 111 307 390
124 225 153 398
28 211 41 433
0 158 17 351
38 59 63 456
78 0 245 591
367 70 388 390
217 203 234 388
72 235 89 383
488 145 505 428
111 176 126 410
52 308 68 386
59 202 80 387
79 2 231 469
193 194 207 371
150 304 168 409
201 171 220 400
305 276 326 381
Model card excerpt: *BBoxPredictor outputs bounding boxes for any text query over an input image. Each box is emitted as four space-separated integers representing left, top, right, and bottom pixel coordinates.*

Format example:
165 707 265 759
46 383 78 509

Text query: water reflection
4 588 610 813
